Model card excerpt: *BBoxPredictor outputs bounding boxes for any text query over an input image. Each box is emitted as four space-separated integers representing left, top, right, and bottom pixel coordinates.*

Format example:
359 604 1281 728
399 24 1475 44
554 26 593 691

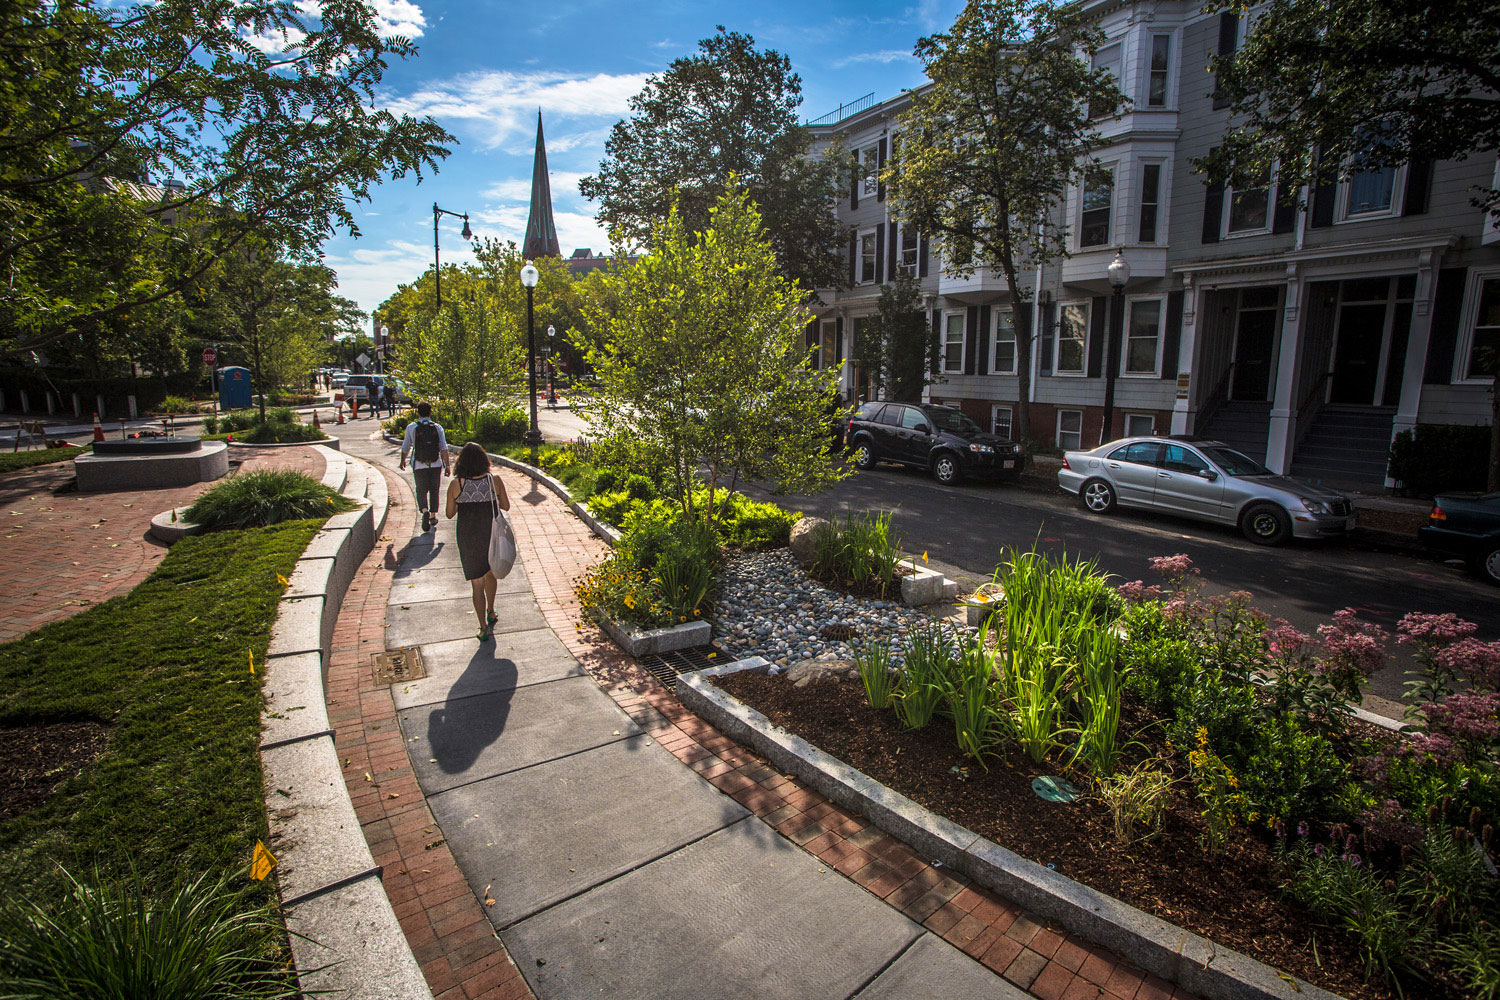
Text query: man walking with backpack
399 402 451 532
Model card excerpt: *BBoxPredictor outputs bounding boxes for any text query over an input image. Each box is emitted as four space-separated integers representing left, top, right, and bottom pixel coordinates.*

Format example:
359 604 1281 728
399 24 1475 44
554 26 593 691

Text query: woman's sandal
476 625 492 641
486 610 498 627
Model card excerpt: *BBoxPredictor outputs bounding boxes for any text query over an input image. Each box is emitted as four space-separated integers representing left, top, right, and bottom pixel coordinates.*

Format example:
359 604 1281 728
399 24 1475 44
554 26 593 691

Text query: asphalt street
740 460 1498 717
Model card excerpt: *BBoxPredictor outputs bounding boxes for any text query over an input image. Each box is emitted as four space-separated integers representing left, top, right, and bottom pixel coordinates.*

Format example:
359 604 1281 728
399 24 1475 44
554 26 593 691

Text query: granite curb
258 444 433 1000
226 437 342 450
678 658 1346 1000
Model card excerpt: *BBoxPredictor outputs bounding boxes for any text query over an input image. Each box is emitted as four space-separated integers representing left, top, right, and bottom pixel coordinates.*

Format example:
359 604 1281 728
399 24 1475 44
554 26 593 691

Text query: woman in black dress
444 442 511 640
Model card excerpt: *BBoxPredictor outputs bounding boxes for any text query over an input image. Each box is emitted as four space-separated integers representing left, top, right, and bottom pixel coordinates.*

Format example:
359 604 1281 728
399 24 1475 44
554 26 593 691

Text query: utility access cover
372 646 427 684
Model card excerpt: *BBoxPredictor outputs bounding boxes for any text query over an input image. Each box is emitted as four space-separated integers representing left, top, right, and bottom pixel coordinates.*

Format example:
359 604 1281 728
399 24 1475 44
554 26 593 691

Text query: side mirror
917 424 933 435
1203 469 1219 481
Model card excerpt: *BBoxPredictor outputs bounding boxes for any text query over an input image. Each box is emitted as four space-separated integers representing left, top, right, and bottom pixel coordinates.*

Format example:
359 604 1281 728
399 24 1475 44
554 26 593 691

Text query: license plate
1003 460 1015 469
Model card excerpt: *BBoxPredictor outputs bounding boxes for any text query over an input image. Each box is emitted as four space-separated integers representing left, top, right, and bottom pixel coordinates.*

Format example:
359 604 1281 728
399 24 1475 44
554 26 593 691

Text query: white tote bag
487 480 518 579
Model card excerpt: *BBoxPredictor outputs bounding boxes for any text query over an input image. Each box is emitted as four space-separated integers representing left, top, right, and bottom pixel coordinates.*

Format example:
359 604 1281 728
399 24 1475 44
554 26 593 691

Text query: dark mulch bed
716 670 1443 1000
0 720 109 821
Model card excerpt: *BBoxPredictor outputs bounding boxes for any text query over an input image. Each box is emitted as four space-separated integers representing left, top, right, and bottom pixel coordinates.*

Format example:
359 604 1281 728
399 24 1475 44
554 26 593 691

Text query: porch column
1170 274 1199 435
1390 247 1443 487
839 308 854 399
1266 264 1304 473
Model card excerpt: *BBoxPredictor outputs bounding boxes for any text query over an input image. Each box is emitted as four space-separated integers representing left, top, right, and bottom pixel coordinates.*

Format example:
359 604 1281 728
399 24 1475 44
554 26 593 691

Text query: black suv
845 402 1025 484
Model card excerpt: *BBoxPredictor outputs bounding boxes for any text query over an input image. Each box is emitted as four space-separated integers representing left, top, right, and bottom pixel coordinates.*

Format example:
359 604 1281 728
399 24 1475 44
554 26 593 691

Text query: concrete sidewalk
327 423 1030 1000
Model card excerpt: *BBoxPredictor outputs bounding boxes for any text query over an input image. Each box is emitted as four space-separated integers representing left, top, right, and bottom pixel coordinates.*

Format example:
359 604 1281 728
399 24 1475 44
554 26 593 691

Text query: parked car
1418 492 1500 584
329 370 349 388
845 402 1025 485
343 374 383 403
1057 436 1356 545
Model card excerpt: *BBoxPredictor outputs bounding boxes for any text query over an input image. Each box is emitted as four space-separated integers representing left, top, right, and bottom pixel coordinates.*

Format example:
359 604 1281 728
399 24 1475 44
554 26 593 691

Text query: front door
1329 278 1398 406
1230 288 1280 401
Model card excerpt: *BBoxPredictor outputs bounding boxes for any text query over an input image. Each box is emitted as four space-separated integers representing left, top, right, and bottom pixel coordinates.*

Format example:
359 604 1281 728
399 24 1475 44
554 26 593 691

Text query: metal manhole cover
372 646 427 684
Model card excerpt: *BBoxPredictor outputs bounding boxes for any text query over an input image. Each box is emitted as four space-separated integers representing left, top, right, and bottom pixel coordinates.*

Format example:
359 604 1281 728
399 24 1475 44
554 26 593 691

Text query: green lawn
0 519 320 900
0 445 86 475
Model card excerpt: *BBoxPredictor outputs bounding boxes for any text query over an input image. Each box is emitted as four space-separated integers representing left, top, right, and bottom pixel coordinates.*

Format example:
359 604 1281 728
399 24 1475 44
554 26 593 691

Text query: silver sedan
1056 437 1356 545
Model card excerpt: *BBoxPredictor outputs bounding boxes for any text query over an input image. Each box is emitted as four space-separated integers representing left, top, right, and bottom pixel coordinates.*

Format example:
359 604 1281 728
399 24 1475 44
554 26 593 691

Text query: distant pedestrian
382 383 398 418
399 402 450 532
445 442 511 640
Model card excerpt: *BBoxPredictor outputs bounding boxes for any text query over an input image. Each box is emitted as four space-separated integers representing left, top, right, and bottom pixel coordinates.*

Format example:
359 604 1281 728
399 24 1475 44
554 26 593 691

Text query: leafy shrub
469 406 528 444
1236 717 1346 829
185 470 355 530
1388 424 1488 496
0 868 299 999
575 557 673 629
624 474 655 501
156 395 197 414
200 415 219 434
592 467 623 493
235 419 325 443
578 503 721 628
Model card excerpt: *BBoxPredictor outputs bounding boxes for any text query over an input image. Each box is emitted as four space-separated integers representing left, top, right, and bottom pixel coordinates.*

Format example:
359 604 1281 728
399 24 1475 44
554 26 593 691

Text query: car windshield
925 408 982 435
1202 446 1272 476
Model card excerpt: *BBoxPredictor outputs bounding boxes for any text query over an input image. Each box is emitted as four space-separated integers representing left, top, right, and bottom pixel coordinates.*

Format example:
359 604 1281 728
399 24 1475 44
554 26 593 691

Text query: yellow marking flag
251 840 277 881
276 573 289 587
247 649 255 675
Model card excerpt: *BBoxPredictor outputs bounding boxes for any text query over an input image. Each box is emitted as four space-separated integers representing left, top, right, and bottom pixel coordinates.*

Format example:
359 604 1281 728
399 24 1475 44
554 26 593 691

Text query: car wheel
852 440 877 470
1475 546 1500 586
1241 503 1292 546
932 452 962 485
1080 478 1115 513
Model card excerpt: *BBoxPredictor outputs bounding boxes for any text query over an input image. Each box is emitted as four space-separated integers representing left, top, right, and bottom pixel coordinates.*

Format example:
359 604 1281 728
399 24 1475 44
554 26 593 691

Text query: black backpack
413 421 440 464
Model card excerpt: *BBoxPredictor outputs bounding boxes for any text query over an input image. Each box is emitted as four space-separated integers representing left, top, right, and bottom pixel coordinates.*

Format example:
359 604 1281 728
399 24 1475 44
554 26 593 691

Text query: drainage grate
372 646 427 684
637 645 722 688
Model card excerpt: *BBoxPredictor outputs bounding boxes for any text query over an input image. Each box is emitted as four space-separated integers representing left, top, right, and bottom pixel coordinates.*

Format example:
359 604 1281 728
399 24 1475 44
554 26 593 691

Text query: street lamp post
545 325 556 405
1102 248 1131 445
432 203 473 309
377 325 390 374
520 261 543 446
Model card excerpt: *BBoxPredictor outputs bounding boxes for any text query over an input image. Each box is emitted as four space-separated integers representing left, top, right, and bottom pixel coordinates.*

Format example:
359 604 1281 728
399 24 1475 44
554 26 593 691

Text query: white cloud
472 205 609 255
385 70 649 148
481 172 588 202
371 0 426 38
832 49 916 69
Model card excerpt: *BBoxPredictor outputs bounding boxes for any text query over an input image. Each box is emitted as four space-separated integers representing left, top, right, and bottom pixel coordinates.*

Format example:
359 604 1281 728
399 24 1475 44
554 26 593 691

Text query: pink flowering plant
1396 612 1480 708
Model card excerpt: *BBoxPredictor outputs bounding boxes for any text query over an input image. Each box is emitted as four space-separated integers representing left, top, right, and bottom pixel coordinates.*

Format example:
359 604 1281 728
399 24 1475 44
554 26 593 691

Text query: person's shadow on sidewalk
427 648 519 775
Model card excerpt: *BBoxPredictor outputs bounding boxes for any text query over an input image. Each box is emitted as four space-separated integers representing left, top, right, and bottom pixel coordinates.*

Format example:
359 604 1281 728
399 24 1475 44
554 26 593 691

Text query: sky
324 0 965 323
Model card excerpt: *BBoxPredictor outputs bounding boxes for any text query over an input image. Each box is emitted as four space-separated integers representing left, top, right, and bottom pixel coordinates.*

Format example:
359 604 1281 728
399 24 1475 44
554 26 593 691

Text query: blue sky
324 0 964 321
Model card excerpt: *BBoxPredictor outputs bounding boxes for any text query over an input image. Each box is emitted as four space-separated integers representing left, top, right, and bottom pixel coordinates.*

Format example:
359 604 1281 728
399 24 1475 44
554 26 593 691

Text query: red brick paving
0 445 323 642
496 468 1207 1000
324 462 533 1000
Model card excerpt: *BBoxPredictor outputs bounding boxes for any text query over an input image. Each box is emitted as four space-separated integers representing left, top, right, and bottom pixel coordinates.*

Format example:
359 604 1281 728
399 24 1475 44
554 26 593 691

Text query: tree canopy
0 0 452 359
853 274 938 403
582 181 845 528
579 28 850 291
892 0 1122 444
1203 0 1500 219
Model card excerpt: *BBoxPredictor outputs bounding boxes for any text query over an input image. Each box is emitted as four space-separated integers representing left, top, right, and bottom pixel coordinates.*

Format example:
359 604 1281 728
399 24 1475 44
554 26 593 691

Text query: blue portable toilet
218 366 253 410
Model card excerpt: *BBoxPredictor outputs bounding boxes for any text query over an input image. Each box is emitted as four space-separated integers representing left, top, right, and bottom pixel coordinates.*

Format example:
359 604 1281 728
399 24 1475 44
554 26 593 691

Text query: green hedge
1388 424 1489 496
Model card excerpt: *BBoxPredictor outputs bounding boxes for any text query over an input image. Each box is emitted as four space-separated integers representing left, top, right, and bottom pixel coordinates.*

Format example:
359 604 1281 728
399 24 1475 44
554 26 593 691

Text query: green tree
579 28 849 290
890 0 1123 446
0 0 451 359
1202 0 1500 488
582 181 846 529
854 274 939 403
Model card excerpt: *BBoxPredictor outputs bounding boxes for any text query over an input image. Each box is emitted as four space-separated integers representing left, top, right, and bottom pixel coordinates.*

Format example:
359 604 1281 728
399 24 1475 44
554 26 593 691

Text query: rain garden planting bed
712 552 1500 1000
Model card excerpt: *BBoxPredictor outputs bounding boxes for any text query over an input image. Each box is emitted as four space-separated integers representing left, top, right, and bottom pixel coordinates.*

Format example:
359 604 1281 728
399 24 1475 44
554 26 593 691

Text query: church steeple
523 111 560 259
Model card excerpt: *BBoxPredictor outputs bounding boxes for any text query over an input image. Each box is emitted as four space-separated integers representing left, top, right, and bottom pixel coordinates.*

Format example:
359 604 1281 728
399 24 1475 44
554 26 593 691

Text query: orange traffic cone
336 404 345 425
92 412 105 443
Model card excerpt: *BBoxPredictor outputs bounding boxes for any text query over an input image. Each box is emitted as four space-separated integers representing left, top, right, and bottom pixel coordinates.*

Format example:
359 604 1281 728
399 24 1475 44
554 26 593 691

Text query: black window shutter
849 233 857 285
1309 150 1336 228
835 316 845 366
877 138 887 202
875 224 885 285
806 318 818 353
1087 296 1108 377
977 305 991 376
1202 160 1224 244
1424 267 1468 384
1162 290 1184 379
1212 13 1238 110
1272 182 1297 234
851 160 859 210
1403 160 1434 216
1040 303 1055 376
931 308 941 366
887 221 898 276
964 306 979 375
918 233 929 277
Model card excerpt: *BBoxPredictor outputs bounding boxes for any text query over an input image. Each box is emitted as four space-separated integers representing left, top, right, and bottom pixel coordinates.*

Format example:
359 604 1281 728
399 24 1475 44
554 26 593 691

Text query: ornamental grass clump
0 868 300 999
945 619 1004 763
894 624 952 730
808 511 902 597
855 638 896 710
1096 761 1173 845
184 470 354 530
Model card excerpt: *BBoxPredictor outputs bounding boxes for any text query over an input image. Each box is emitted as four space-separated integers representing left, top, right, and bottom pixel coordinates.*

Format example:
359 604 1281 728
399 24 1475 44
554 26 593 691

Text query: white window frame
1145 31 1175 109
1124 412 1156 438
1223 169 1274 238
1453 268 1500 385
942 310 966 374
1090 41 1123 119
992 405 1013 440
858 227 878 284
1078 164 1116 249
862 145 880 198
1484 157 1500 246
1057 409 1085 451
1055 301 1090 376
1337 160 1406 223
1122 296 1166 377
898 225 919 276
991 308 1017 374
1137 160 1166 245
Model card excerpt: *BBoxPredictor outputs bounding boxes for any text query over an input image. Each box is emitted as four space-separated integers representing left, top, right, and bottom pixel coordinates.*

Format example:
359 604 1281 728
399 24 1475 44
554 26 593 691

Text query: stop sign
202 348 217 366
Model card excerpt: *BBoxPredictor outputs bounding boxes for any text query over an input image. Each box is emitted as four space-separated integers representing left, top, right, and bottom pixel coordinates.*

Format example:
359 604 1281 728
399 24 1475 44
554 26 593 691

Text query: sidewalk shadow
427 647 519 775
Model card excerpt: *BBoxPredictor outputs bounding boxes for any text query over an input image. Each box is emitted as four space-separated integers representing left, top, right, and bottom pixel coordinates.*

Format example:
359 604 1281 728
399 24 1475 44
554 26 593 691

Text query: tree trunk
999 259 1031 448
250 305 267 423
